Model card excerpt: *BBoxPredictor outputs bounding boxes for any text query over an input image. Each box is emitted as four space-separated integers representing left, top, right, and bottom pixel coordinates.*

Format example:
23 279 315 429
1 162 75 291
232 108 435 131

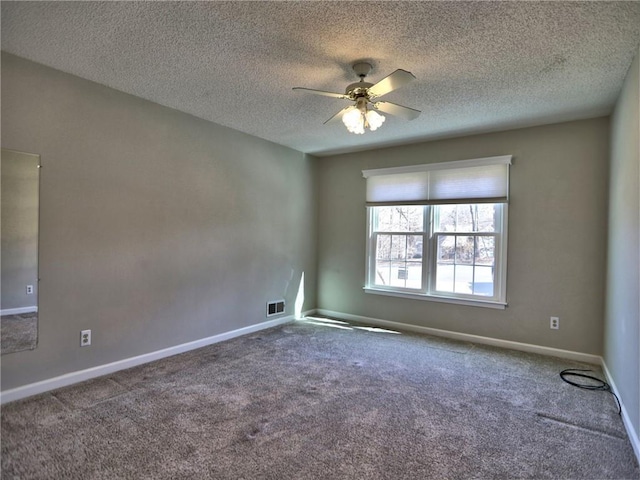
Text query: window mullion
404 235 408 288
366 207 375 287
471 234 477 296
369 231 377 287
423 206 431 294
452 235 457 293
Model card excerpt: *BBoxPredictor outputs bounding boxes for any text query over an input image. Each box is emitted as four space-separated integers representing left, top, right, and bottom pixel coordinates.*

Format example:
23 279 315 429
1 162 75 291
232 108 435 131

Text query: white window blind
363 155 512 205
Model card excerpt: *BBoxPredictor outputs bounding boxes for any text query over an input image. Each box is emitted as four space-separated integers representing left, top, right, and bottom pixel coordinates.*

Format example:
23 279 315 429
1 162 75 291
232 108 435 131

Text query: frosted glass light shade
366 110 385 130
341 104 386 134
342 108 365 134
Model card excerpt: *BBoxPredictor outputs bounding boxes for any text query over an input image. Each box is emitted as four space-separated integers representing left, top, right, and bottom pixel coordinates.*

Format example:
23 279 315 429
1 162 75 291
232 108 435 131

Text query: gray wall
1 149 39 311
317 117 609 355
1 53 318 390
605 46 639 441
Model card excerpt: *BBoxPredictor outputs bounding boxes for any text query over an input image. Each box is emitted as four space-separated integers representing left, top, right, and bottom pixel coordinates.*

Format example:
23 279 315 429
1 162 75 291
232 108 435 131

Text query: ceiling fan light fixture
342 108 366 134
342 98 386 134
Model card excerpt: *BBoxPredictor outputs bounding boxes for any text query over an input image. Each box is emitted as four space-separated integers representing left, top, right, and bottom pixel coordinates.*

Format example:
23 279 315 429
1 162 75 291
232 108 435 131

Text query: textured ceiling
2 1 640 156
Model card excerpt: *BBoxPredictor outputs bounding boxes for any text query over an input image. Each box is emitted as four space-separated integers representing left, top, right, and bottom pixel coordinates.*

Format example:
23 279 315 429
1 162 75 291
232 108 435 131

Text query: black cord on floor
559 368 621 415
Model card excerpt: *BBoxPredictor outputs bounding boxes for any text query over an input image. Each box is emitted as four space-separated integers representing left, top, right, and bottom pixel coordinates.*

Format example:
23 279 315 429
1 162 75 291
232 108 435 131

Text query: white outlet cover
80 329 92 347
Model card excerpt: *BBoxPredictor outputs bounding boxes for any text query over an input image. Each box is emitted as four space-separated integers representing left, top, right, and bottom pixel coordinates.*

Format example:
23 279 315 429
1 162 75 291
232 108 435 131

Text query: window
363 156 510 308
371 206 425 290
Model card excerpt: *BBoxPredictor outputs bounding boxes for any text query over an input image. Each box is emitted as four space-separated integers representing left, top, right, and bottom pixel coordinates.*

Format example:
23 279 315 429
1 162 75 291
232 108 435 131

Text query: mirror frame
1 148 40 355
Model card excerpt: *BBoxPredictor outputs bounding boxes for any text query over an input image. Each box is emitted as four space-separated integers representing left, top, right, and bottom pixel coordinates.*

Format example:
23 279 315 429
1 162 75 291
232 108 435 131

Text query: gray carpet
1 312 37 355
2 316 638 479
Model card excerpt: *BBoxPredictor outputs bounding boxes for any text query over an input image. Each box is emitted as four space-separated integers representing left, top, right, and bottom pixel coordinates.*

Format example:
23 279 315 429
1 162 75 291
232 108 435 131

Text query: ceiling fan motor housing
345 82 373 99
346 62 374 100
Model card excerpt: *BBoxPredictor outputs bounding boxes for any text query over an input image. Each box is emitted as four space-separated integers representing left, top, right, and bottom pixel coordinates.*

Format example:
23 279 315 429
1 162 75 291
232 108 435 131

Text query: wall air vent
267 300 285 317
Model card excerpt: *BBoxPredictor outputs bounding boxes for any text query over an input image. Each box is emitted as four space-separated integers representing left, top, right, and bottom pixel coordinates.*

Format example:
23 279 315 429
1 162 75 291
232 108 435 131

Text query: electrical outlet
26 285 34 295
80 329 92 347
550 317 560 330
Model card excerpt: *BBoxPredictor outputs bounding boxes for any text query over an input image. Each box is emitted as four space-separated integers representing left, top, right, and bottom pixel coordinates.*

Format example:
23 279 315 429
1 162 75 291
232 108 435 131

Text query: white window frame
365 206 425 291
430 203 507 304
363 156 510 309
365 204 508 309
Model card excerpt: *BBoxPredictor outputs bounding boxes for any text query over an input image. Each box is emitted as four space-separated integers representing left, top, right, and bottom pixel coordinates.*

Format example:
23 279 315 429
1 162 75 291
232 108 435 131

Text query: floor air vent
267 300 285 317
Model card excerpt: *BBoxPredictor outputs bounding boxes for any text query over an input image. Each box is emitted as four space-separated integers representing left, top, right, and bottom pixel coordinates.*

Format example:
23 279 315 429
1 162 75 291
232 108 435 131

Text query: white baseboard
0 311 310 405
315 309 602 364
601 360 640 464
1 306 38 316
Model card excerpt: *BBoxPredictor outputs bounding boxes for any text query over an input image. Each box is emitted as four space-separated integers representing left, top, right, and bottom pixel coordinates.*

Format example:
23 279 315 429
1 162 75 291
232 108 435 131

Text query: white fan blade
293 87 349 99
367 69 416 98
374 101 421 120
324 106 354 124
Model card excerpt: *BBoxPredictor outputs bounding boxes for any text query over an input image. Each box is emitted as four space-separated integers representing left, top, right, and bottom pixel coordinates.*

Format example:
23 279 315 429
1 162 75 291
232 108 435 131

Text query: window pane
435 264 453 292
435 205 457 232
456 205 473 231
437 235 455 264
407 235 423 259
476 205 497 232
435 204 497 233
472 265 494 296
405 261 422 289
435 235 455 292
376 235 391 260
475 236 495 266
389 261 404 287
374 260 391 286
391 235 407 260
455 236 474 265
376 206 423 232
454 265 474 294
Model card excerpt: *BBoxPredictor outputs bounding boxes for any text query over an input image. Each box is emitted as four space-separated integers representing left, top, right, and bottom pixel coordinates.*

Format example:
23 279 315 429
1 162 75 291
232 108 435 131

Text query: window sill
363 287 507 310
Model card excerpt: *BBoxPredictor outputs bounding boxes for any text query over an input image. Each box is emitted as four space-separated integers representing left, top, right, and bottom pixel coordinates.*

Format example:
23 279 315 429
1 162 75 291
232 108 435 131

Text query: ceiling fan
293 62 421 134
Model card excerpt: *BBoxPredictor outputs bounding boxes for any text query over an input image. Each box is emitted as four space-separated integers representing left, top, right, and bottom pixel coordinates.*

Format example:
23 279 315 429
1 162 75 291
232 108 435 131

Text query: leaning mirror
1 149 40 354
